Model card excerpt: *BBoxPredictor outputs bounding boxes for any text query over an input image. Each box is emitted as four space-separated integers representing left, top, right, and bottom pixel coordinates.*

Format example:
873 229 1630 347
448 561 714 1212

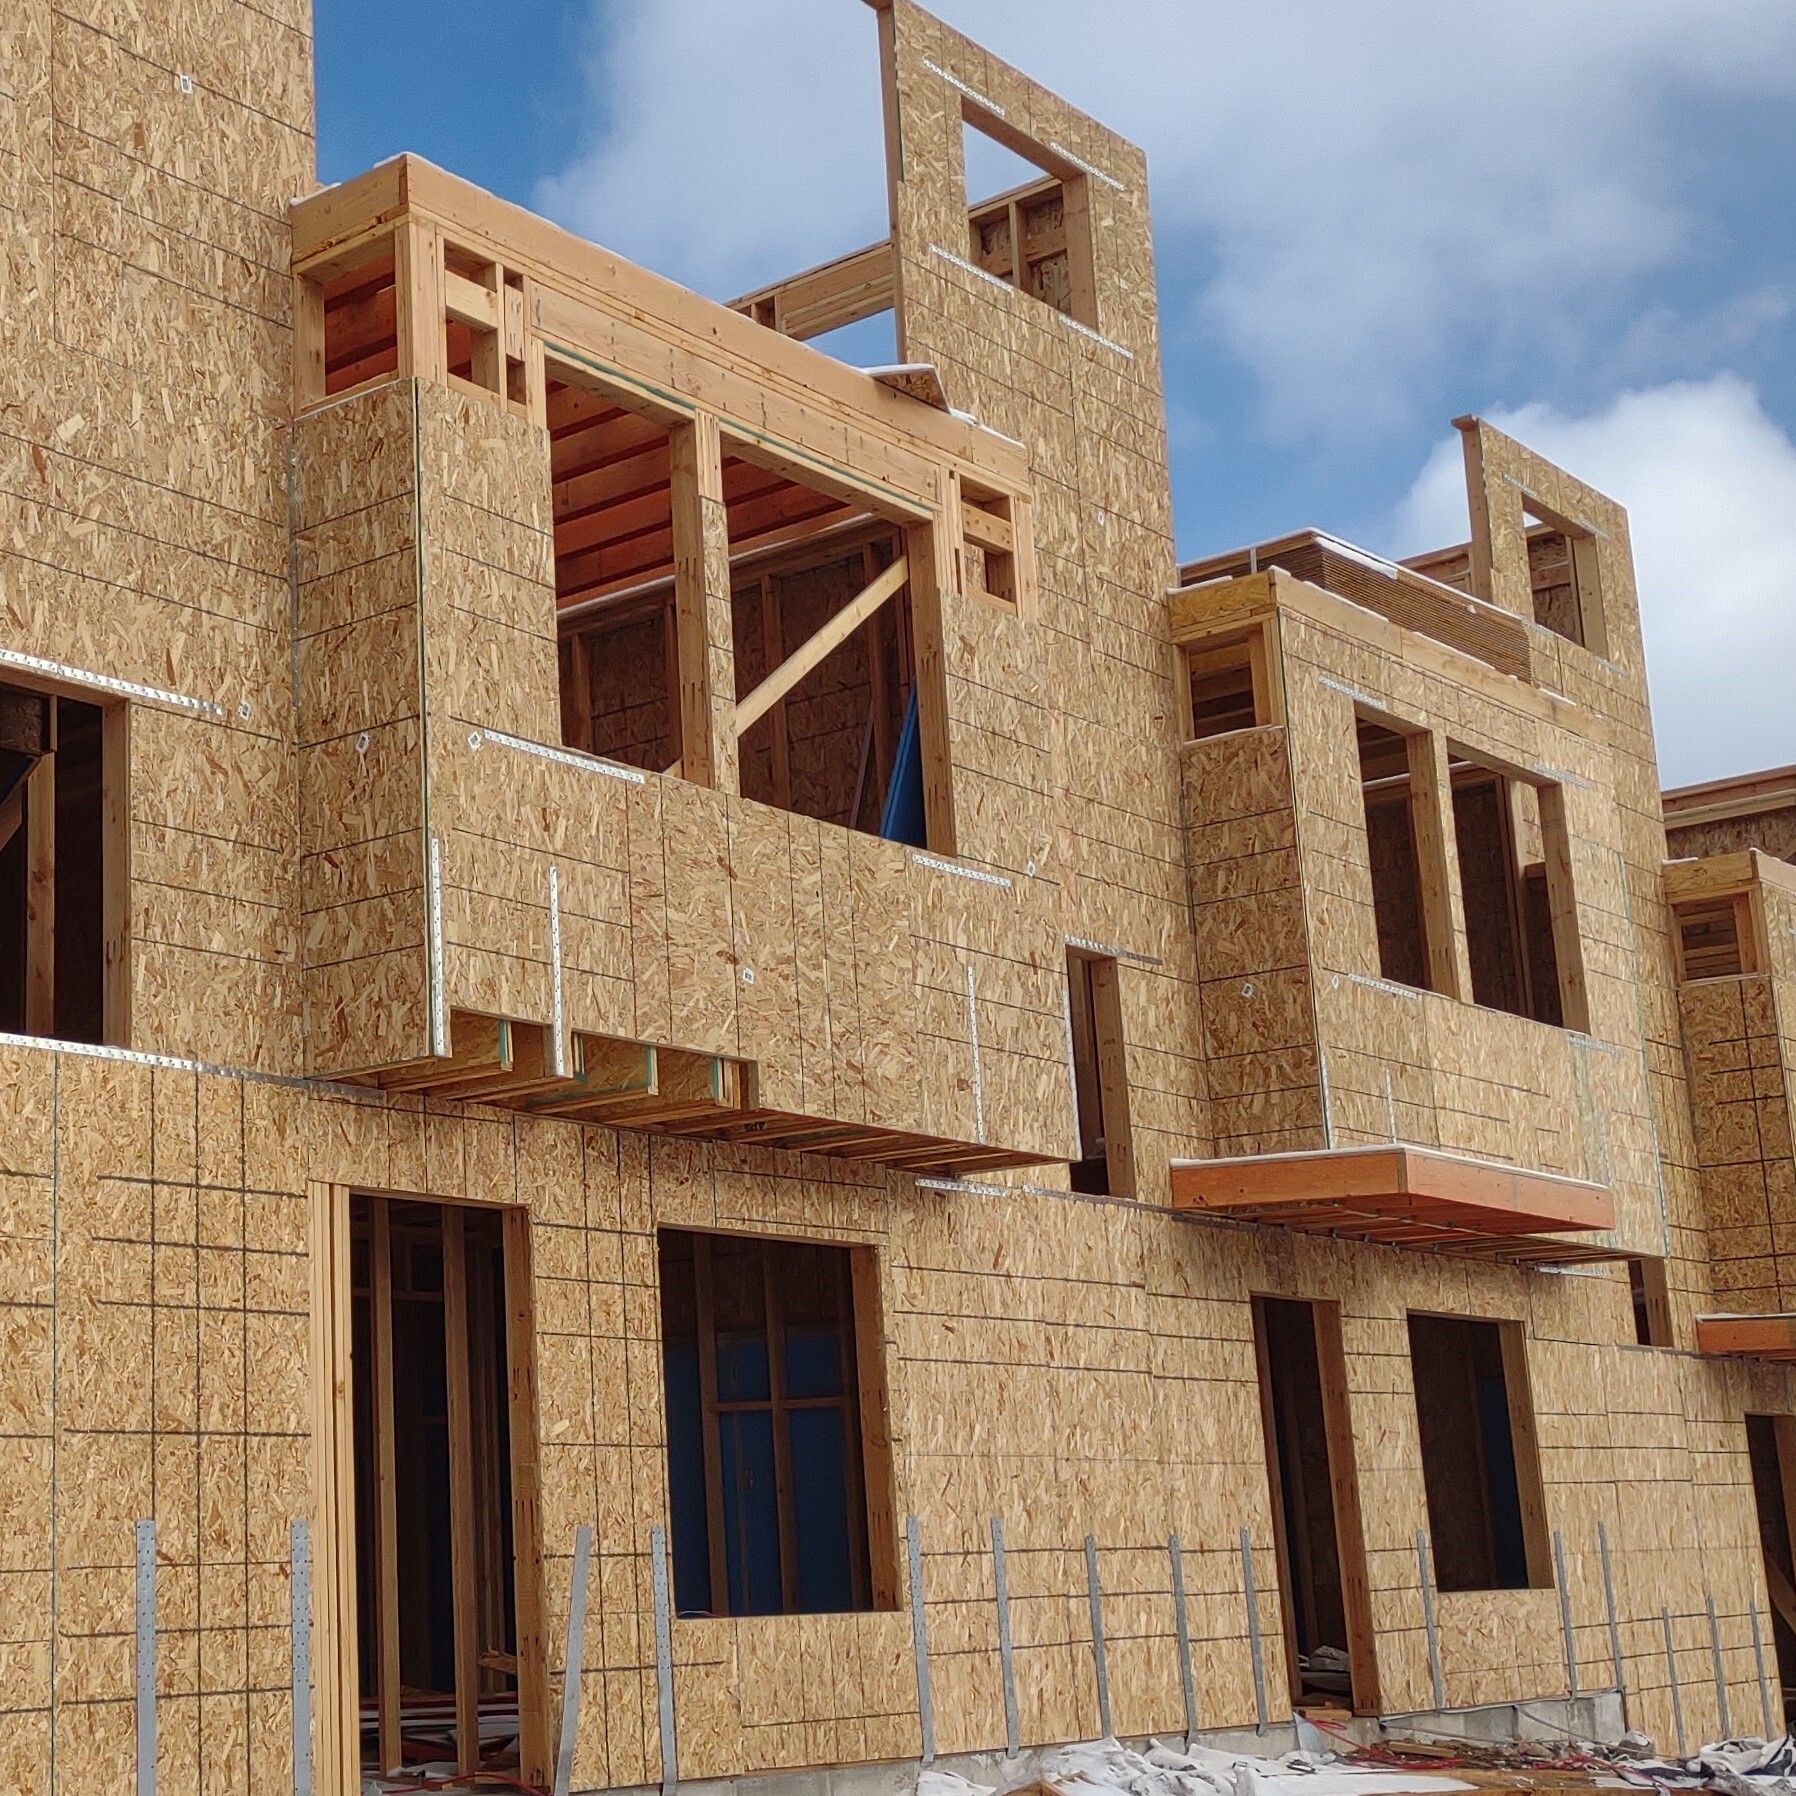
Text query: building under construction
4 1 1796 1790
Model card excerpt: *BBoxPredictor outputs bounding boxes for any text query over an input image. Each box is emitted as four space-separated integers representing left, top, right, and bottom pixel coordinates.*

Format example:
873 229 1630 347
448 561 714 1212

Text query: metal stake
553 1525 593 1796
1085 1535 1112 1739
1416 1529 1445 1713
1241 1528 1269 1729
1170 1533 1199 1748
1662 1608 1687 1756
1750 1600 1774 1740
991 1517 1020 1756
1598 1521 1624 1697
650 1526 678 1796
1708 1592 1732 1740
290 1520 312 1796
906 1516 936 1766
136 1520 157 1796
1553 1529 1578 1697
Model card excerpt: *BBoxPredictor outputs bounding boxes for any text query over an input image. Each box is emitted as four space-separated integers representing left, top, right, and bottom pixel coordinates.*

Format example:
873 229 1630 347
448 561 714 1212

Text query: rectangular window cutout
1356 718 1440 992
963 112 1097 327
1448 752 1586 1029
1628 1257 1672 1347
1673 894 1757 981
960 483 1022 612
1066 949 1134 1198
1524 503 1606 657
0 683 123 1045
1407 1313 1550 1594
443 242 528 407
1186 628 1272 740
317 237 398 399
658 1229 897 1619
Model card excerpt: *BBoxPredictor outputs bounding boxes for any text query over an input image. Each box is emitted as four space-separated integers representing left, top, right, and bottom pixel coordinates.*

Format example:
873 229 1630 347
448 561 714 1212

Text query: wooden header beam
1694 1313 1796 1363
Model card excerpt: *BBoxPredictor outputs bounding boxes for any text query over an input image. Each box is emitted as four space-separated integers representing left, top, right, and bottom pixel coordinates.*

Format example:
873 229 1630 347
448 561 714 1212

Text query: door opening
1253 1296 1380 1713
348 1196 547 1785
1747 1414 1796 1725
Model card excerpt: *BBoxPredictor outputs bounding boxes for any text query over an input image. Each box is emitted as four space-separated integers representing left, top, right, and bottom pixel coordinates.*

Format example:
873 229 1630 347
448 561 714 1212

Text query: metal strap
906 1516 936 1765
1553 1529 1578 1697
136 1520 157 1796
1707 1593 1731 1740
651 1527 678 1796
1662 1608 1687 1755
553 1525 594 1796
1598 1521 1624 1696
290 1520 312 1796
1416 1529 1444 1712
1085 1536 1112 1738
1170 1533 1199 1748
1750 1600 1773 1739
1241 1529 1269 1729
990 1517 1020 1755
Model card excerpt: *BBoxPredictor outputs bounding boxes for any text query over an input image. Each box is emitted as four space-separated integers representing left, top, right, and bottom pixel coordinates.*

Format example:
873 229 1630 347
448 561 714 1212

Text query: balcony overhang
1168 1143 1620 1264
1694 1314 1796 1363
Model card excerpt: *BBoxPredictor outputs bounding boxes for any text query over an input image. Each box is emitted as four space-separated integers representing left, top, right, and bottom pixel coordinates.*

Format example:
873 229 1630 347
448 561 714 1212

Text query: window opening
1448 752 1584 1028
1628 1257 1672 1347
1407 1313 1549 1593
349 1196 545 1782
658 1229 897 1618
1254 1297 1379 1713
1065 949 1134 1197
1523 503 1604 655
962 111 1096 327
0 684 119 1044
960 481 1022 613
1186 628 1271 740
1674 895 1755 981
1357 718 1437 993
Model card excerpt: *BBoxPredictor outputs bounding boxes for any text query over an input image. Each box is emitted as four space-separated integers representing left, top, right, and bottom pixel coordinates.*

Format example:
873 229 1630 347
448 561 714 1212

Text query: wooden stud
1407 730 1470 1002
101 702 130 1047
24 750 54 1035
690 1236 731 1614
369 1199 403 1774
1313 1301 1381 1714
902 509 957 854
503 1208 551 1786
669 412 739 792
442 1206 481 1775
1498 1323 1553 1589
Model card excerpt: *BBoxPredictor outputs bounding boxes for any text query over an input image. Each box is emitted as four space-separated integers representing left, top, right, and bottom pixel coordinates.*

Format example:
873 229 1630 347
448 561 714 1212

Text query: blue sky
315 1 1796 784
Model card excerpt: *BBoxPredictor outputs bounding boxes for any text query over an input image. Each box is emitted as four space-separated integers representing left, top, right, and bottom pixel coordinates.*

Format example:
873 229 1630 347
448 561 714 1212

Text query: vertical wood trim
1312 1302 1381 1714
901 509 957 855
1249 1296 1305 1710
1408 731 1469 1001
762 1248 801 1613
369 1200 403 1773
24 749 54 1034
1089 957 1136 1198
441 1205 481 1773
1538 782 1591 1032
394 219 444 384
308 1183 359 1796
691 1237 730 1614
758 575 792 810
1498 1322 1552 1588
669 412 738 793
1060 176 1099 330
101 703 131 1047
293 274 326 412
850 1248 899 1610
503 1207 552 1786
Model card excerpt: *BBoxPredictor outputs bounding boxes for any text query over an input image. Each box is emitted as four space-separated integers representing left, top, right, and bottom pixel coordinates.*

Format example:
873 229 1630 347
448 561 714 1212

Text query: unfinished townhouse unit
6 0 1796 1790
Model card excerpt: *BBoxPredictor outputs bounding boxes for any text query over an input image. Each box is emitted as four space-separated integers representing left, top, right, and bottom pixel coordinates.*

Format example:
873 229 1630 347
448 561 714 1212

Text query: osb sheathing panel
1668 805 1796 866
879 0 1209 1196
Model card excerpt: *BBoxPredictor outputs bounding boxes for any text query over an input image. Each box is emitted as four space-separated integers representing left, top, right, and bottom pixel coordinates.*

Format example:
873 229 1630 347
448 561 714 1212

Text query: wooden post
293 273 326 411
668 413 738 793
307 1185 360 1796
503 1208 551 1786
759 576 792 810
369 1200 403 1773
1313 1301 1381 1714
442 1206 481 1774
24 749 54 1034
901 507 957 855
691 1238 730 1613
394 218 445 384
1538 782 1591 1033
102 703 130 1047
1407 730 1470 1001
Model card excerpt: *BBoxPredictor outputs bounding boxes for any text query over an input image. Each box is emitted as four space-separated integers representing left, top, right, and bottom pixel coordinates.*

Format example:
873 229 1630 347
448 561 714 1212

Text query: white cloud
535 0 1796 432
1390 376 1796 787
